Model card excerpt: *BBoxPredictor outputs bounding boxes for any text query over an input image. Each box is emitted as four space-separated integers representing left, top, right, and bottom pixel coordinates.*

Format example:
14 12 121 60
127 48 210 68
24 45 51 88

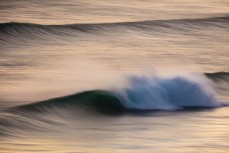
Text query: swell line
0 16 229 37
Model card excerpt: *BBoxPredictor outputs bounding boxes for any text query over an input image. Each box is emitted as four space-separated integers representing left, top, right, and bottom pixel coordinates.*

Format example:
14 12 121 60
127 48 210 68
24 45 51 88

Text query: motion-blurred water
0 1 229 152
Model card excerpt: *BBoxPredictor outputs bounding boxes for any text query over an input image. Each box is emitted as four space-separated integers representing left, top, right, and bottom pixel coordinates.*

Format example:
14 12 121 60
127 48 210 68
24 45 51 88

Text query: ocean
0 0 229 152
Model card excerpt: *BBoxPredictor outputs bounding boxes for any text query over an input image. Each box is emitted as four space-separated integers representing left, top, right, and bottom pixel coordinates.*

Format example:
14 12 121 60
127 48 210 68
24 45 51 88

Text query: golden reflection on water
1 108 229 153
1 24 229 103
0 0 229 24
0 1 229 153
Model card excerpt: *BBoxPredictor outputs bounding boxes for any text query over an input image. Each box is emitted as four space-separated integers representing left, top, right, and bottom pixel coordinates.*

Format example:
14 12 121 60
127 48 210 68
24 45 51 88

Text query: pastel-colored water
0 1 229 152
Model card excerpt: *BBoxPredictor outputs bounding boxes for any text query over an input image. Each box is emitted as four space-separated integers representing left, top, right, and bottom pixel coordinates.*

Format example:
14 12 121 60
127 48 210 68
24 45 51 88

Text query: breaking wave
7 72 227 115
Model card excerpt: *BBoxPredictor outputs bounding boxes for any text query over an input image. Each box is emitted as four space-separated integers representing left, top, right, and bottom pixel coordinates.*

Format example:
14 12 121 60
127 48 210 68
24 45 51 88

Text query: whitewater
0 0 229 153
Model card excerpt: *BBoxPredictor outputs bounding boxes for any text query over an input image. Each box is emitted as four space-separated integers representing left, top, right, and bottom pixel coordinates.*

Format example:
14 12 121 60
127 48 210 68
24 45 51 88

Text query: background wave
1 16 229 38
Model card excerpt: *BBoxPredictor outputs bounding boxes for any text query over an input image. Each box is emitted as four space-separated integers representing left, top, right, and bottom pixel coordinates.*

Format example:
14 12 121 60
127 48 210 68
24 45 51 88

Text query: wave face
9 73 225 115
205 72 229 82
12 90 125 115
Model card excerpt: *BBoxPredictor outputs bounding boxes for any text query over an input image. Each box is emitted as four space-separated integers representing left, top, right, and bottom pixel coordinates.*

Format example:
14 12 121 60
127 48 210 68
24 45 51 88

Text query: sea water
0 1 229 152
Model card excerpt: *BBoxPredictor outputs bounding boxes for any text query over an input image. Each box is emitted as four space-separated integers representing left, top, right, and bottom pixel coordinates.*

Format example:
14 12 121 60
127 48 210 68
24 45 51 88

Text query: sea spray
115 73 223 110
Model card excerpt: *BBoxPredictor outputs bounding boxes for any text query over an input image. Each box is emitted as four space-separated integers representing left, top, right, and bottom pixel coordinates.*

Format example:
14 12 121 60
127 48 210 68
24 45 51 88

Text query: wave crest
117 74 222 111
